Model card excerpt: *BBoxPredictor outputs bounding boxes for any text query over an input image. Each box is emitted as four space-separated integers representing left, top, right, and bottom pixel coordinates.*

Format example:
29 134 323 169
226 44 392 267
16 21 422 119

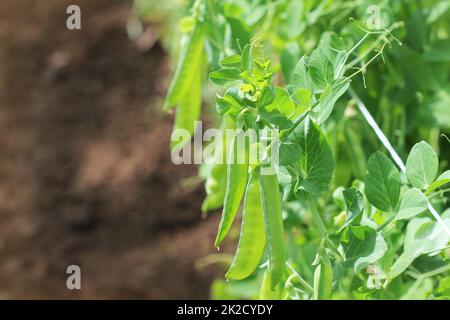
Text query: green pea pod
313 253 333 300
260 171 286 290
226 170 266 280
259 267 280 300
164 21 204 111
170 57 202 151
202 117 235 213
201 163 227 212
214 131 249 247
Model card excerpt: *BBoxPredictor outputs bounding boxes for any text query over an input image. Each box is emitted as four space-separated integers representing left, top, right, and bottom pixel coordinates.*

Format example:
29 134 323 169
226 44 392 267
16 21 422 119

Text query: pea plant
157 0 450 300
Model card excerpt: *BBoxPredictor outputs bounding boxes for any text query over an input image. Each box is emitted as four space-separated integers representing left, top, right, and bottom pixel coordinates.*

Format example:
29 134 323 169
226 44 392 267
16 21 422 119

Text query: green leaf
333 50 347 79
256 86 276 108
277 166 297 201
279 142 302 166
406 141 439 190
389 216 450 279
365 152 401 212
308 46 334 89
425 170 450 195
264 87 295 117
290 88 312 109
314 78 350 124
395 188 428 221
307 32 348 89
289 118 333 195
209 67 241 85
318 33 348 77
291 56 313 91
341 187 363 229
342 226 387 273
215 88 244 116
164 22 204 110
220 54 241 68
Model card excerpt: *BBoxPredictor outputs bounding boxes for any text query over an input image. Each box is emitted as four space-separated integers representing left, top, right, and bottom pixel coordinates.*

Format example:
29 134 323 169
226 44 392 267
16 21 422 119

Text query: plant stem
428 187 450 199
280 108 312 139
403 264 450 299
306 194 328 236
306 194 343 261
286 262 314 294
375 212 395 231
345 22 403 71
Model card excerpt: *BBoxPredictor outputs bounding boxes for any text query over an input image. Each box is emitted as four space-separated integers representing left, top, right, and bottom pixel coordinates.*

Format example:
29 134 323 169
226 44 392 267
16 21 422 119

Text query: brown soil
0 0 223 299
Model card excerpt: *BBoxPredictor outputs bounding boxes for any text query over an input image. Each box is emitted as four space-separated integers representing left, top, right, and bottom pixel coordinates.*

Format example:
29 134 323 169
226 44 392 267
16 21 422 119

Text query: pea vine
155 0 450 300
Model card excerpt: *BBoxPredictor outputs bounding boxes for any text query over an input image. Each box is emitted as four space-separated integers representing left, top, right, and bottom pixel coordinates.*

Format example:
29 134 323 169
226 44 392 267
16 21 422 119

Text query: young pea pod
226 169 266 280
201 163 227 212
313 247 333 300
164 21 204 111
170 58 202 151
259 267 281 300
214 131 249 247
202 117 234 213
260 171 286 290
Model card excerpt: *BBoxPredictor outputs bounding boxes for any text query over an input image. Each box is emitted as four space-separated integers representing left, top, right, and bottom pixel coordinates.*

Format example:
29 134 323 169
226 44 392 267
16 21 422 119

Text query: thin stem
345 22 403 71
306 194 328 236
403 264 450 299
428 187 450 199
375 212 396 231
306 194 343 261
342 42 387 83
280 108 312 139
286 262 314 294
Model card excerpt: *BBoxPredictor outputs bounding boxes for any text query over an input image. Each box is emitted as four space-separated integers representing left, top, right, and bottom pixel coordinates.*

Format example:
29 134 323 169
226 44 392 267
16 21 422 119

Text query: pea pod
313 248 333 300
214 131 249 247
202 117 235 213
164 21 204 111
259 267 280 300
170 58 202 151
201 163 227 212
260 171 286 290
226 170 266 280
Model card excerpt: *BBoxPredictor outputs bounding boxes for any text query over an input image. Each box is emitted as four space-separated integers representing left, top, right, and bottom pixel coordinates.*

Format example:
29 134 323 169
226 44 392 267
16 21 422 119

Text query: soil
0 0 224 299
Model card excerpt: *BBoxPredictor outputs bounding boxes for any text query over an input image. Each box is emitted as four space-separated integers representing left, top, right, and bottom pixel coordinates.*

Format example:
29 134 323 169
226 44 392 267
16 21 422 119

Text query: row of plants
139 0 450 299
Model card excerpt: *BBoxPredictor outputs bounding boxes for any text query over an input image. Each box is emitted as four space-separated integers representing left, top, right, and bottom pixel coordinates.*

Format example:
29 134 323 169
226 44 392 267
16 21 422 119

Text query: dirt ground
0 0 225 299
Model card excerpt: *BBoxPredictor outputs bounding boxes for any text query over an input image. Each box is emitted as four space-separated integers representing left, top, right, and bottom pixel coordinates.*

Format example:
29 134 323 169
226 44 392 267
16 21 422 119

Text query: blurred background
0 0 225 299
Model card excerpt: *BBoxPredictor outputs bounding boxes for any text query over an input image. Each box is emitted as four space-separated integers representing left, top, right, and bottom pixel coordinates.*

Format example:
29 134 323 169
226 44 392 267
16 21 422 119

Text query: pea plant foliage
158 0 450 300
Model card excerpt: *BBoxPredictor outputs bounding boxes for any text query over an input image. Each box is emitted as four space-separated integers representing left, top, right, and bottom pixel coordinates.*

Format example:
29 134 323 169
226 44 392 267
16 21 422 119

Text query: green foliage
341 226 388 273
155 0 450 300
406 141 439 190
365 152 401 212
